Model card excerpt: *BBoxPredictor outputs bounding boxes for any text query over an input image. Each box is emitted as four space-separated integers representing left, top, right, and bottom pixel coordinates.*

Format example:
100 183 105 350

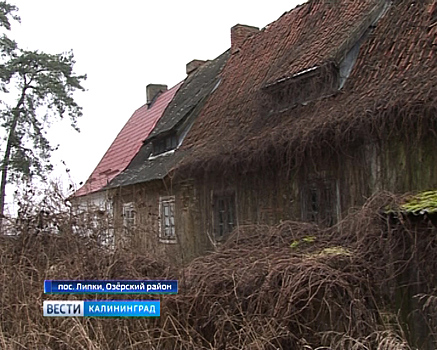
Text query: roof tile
180 0 437 172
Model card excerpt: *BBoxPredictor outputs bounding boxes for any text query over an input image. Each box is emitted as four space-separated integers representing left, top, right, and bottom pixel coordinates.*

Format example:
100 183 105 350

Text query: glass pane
161 198 176 239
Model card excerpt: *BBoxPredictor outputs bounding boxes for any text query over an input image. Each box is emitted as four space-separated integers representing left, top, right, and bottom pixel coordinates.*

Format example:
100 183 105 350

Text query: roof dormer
261 0 390 112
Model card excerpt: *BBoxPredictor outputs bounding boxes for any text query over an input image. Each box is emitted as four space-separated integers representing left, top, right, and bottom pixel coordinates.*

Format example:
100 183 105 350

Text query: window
262 64 339 112
122 202 136 230
152 134 178 156
213 194 236 241
301 179 338 227
159 196 176 242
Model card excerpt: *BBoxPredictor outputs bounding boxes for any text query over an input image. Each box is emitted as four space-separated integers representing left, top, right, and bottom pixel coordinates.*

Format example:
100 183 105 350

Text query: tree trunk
0 112 19 220
0 89 27 230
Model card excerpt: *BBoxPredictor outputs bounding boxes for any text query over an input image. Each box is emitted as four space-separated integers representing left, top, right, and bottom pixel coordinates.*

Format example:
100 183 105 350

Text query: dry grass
0 191 436 349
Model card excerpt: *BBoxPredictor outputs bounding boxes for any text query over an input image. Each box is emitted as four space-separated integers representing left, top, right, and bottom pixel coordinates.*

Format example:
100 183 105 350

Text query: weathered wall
110 134 437 262
192 168 300 248
189 134 437 253
375 135 437 193
111 179 205 264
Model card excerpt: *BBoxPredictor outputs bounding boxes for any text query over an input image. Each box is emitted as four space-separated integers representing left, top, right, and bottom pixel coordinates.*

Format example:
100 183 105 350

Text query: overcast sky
5 0 305 211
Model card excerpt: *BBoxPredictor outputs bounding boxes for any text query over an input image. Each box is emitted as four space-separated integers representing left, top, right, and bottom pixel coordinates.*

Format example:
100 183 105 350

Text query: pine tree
0 2 86 221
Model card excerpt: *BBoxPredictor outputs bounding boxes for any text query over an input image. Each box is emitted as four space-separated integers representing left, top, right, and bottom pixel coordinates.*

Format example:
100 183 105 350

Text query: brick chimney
186 59 207 75
231 24 259 54
146 84 168 106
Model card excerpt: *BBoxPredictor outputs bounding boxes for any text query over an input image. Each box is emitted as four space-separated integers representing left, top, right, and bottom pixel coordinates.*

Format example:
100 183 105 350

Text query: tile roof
263 0 385 87
179 0 437 173
107 50 230 188
74 82 182 197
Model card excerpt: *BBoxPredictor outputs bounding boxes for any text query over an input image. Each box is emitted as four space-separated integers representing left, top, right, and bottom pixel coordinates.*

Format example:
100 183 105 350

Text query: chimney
146 84 168 106
186 59 207 75
231 24 259 54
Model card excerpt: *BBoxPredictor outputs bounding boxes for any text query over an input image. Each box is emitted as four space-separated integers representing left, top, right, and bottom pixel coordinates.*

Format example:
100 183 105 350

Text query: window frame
152 133 178 157
262 63 340 113
159 196 177 243
213 193 236 242
122 202 136 231
301 178 339 227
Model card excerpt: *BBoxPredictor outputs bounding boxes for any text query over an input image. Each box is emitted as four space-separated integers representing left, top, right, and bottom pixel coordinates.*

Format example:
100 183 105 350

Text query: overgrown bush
0 190 436 349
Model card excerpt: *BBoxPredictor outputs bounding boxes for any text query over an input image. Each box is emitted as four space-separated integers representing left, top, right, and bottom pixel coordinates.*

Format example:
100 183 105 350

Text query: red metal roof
74 82 182 197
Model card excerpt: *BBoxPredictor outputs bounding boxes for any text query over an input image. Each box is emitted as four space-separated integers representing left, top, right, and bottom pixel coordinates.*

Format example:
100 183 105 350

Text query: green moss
290 240 300 249
400 190 437 214
290 236 316 250
384 190 437 215
302 236 316 243
318 246 351 256
304 246 352 258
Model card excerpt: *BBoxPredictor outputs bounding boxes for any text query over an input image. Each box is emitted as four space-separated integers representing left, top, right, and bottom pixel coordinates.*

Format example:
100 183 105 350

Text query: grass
0 191 436 349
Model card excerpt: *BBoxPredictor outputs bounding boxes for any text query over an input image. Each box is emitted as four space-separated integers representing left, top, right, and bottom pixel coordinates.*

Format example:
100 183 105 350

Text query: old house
74 0 436 261
71 83 181 242
64 2 436 345
169 0 437 252
106 51 229 261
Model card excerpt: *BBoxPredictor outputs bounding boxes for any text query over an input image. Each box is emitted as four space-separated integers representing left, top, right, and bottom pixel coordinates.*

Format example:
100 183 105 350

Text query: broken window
213 194 236 241
301 179 338 227
159 196 176 242
122 202 136 230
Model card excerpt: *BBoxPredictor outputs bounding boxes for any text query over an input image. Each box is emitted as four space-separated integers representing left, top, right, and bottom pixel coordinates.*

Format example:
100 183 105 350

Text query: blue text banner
44 280 178 294
43 300 160 317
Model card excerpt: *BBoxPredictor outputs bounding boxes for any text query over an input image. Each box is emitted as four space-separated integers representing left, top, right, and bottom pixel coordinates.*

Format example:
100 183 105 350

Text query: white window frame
122 202 136 230
159 196 176 243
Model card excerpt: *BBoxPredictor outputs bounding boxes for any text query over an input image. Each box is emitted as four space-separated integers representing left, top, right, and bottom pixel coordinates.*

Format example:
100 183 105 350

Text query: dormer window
152 133 178 157
263 63 339 111
262 1 389 113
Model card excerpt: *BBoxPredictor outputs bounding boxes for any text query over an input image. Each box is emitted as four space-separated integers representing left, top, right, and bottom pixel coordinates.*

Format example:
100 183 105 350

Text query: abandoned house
74 0 437 261
171 0 437 256
71 81 182 242
106 51 229 261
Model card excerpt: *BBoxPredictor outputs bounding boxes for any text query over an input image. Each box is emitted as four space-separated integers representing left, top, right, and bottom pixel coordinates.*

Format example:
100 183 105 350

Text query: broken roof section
107 50 230 188
74 83 182 197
